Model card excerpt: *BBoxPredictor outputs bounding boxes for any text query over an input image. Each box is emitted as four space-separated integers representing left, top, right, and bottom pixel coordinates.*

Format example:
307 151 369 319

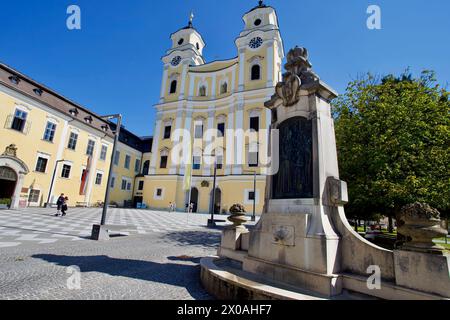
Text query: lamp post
91 114 122 240
243 170 257 222
99 114 122 226
206 153 217 227
45 159 65 208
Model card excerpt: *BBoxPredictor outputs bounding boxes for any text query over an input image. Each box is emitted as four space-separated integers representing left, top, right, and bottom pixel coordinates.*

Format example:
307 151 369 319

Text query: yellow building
138 2 284 214
0 63 151 209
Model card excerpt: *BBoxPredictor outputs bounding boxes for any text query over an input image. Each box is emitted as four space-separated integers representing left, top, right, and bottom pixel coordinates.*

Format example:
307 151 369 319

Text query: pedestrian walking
55 193 65 217
61 197 69 217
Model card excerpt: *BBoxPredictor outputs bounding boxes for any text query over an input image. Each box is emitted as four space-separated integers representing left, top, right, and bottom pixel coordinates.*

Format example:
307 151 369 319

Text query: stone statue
266 46 320 108
2 144 17 157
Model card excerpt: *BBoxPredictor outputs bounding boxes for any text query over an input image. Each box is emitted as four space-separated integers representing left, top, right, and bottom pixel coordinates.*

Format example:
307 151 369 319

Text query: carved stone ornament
201 181 210 188
2 144 18 157
227 204 248 229
397 202 448 255
266 46 320 108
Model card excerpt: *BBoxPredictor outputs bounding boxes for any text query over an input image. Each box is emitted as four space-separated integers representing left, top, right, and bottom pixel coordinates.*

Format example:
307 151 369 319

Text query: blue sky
1 0 449 136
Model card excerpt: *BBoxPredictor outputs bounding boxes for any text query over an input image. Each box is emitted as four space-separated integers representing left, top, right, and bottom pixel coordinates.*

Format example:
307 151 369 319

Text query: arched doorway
0 145 30 209
0 166 17 203
211 188 222 214
190 187 199 213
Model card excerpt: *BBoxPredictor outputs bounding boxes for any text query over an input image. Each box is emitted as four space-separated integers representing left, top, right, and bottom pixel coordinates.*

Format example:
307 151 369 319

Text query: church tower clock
159 13 206 103
235 1 284 91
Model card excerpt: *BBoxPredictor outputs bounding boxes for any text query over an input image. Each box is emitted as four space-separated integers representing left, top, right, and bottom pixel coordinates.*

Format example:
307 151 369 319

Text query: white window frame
244 189 260 205
99 144 108 161
124 154 131 170
67 131 79 150
154 187 165 200
35 152 51 174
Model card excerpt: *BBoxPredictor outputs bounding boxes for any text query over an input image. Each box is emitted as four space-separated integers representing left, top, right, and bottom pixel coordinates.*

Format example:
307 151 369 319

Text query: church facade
136 2 285 214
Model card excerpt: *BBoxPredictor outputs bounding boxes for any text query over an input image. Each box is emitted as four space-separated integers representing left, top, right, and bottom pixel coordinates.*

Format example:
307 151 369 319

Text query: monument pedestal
202 46 450 300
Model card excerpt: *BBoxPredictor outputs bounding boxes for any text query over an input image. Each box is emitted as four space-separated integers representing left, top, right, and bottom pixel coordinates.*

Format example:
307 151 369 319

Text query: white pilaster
188 73 195 100
231 66 237 93
169 107 185 175
238 48 246 92
211 74 217 100
149 114 163 174
179 109 193 175
266 41 274 87
85 139 100 206
49 119 69 202
159 65 169 103
233 101 244 175
225 103 235 176
179 62 189 100
203 108 216 176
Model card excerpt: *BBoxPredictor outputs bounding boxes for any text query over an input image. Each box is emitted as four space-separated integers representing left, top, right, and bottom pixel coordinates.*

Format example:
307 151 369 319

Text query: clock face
249 37 263 49
171 56 181 66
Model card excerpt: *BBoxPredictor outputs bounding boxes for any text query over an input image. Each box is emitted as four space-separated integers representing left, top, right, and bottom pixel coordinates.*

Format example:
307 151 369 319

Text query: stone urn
227 204 248 229
397 203 448 255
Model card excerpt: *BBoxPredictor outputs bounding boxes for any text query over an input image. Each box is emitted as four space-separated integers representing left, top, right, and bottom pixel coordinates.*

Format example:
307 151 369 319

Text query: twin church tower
141 1 285 214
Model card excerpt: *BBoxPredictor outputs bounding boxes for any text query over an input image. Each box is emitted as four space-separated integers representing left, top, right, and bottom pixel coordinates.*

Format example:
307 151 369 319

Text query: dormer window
33 88 43 96
9 75 20 85
69 108 79 117
84 116 93 124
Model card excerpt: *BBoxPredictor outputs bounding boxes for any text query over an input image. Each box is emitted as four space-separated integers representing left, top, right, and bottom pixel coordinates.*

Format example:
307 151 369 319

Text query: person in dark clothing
55 194 65 217
61 197 69 217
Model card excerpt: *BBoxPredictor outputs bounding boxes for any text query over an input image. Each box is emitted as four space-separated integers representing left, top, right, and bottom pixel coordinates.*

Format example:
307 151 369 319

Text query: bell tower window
169 80 177 94
251 65 261 80
254 19 262 26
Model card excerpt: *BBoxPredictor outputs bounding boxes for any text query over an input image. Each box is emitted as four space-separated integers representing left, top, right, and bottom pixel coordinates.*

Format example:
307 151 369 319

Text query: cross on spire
188 11 194 27
258 0 264 6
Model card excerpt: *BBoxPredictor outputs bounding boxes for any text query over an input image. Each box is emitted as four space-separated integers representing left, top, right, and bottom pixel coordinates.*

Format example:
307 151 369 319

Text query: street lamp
44 159 65 208
243 170 257 222
206 153 217 227
91 114 122 240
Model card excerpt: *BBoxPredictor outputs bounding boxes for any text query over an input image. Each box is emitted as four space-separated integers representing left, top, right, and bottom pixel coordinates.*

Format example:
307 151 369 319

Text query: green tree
332 71 449 232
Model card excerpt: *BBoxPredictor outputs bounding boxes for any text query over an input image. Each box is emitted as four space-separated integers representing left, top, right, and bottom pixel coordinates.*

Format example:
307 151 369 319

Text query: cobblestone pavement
0 208 256 300
0 208 222 248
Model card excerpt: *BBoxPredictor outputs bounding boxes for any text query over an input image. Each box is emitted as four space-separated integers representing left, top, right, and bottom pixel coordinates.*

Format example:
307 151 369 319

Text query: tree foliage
332 71 449 220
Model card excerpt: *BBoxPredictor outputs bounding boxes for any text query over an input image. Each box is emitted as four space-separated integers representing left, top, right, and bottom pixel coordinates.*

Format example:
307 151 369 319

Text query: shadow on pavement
163 231 221 248
32 254 211 300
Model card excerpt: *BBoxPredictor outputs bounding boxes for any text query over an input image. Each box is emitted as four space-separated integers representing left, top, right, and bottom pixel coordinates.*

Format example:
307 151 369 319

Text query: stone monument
201 46 450 300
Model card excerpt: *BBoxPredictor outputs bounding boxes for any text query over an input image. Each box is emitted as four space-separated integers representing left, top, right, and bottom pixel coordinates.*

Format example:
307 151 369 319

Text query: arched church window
199 85 207 97
251 65 261 80
169 80 177 94
220 82 228 94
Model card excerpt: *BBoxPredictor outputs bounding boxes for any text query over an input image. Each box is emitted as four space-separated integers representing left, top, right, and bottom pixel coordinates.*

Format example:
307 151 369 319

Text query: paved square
0 208 221 248
0 208 257 300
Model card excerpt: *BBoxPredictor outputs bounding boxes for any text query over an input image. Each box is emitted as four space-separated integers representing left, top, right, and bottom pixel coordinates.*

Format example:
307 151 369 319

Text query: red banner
79 156 91 195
